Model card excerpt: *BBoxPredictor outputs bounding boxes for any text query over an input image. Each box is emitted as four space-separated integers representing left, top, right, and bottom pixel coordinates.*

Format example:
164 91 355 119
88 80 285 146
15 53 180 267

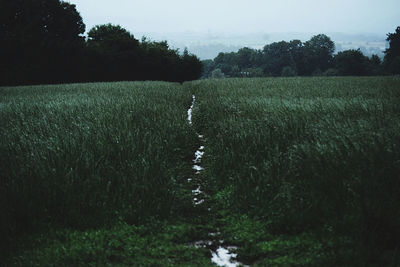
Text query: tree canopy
0 1 203 86
263 41 298 76
202 31 395 78
384 26 400 74
334 49 370 76
88 24 139 52
303 34 335 74
1 0 397 85
205 34 336 78
0 0 86 85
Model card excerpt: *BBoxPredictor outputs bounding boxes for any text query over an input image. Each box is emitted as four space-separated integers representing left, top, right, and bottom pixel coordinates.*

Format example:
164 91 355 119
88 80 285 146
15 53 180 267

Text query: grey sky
68 0 399 35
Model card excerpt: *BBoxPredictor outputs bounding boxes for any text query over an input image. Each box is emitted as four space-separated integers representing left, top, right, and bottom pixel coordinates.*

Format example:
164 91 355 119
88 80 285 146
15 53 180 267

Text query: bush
211 68 225 78
323 68 339 76
281 66 297 77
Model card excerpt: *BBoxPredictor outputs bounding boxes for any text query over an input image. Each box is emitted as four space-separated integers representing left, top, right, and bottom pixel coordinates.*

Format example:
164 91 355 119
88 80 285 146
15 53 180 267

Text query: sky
68 0 399 35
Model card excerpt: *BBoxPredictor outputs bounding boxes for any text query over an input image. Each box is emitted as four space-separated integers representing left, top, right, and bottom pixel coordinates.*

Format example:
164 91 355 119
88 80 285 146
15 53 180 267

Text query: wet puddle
187 95 246 267
211 246 242 267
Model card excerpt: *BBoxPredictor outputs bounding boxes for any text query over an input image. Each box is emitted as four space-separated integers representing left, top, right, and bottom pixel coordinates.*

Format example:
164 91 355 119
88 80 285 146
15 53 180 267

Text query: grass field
190 77 400 265
1 77 400 266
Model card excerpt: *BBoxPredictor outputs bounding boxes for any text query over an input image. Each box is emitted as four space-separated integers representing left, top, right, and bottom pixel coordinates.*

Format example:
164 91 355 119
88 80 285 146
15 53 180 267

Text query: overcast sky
68 0 399 35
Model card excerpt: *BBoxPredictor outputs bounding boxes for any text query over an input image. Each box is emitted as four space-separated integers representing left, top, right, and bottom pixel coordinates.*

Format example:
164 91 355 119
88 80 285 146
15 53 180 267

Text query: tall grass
190 77 400 260
2 77 399 264
0 82 197 251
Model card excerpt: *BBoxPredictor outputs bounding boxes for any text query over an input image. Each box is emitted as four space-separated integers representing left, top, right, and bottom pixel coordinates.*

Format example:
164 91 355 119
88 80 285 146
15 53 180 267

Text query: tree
0 0 86 85
370 54 381 66
236 47 259 69
179 48 203 82
0 0 85 44
139 39 180 81
304 34 335 74
214 52 239 76
87 24 139 53
138 38 202 82
201 60 215 78
261 40 307 76
333 49 370 76
0 2 204 85
384 26 400 74
288 40 306 75
263 41 296 76
86 24 140 81
368 54 383 75
212 49 263 77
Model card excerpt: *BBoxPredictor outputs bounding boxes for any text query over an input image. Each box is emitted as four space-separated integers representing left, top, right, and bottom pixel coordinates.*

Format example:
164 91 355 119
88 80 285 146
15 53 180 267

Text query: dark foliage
384 26 400 74
263 41 297 76
303 34 335 74
85 24 140 82
334 49 371 76
0 1 202 86
202 30 400 78
203 34 337 78
0 0 86 85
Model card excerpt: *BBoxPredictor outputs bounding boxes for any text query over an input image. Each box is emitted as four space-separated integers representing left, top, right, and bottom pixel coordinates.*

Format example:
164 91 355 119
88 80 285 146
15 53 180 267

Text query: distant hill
137 31 387 60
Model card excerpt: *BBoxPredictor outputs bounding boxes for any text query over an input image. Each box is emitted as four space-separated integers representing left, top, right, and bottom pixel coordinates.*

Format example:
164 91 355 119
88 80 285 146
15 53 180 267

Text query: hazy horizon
68 0 399 35
67 0 399 59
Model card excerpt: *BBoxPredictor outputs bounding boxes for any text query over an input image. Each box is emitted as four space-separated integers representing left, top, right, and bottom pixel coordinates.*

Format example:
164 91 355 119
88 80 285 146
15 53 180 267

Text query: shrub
211 68 225 78
281 66 297 77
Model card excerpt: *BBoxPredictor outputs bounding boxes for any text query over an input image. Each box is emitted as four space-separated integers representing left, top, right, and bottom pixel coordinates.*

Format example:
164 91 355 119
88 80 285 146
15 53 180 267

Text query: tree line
203 28 400 78
0 0 203 86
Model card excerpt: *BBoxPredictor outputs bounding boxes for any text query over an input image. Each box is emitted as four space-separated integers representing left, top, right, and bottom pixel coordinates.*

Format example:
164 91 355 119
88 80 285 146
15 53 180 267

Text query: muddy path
186 95 247 267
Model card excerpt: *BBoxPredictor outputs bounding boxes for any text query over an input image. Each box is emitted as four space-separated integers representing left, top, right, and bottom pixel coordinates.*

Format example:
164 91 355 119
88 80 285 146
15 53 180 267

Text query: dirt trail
187 95 246 267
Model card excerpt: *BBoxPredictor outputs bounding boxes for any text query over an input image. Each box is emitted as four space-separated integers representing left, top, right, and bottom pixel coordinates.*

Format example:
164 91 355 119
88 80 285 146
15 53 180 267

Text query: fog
67 0 399 59
68 0 399 34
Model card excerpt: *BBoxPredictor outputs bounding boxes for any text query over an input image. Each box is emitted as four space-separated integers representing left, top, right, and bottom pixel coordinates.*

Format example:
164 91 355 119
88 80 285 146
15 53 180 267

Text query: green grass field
1 77 400 266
